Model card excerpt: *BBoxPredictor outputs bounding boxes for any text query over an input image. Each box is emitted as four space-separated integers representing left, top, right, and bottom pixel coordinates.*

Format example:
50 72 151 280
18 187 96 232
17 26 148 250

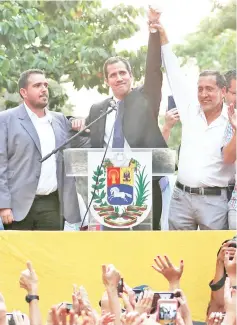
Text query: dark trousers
152 179 162 230
4 191 62 231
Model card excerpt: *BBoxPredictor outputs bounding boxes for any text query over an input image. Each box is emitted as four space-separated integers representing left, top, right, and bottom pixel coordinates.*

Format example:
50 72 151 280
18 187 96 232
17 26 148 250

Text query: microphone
40 100 117 163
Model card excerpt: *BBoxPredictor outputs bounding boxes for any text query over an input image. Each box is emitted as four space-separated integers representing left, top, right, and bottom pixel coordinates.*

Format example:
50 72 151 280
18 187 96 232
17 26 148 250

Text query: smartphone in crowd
150 292 177 314
57 302 73 313
168 95 176 110
7 313 25 325
117 278 124 296
156 299 178 325
228 241 236 260
65 303 73 313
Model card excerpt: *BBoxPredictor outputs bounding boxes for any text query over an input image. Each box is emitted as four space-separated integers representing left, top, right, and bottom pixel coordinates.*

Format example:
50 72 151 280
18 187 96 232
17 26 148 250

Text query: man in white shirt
151 22 235 230
0 69 90 230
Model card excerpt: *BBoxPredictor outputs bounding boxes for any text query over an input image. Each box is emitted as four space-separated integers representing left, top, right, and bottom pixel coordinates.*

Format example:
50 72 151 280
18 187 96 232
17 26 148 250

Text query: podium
64 148 176 231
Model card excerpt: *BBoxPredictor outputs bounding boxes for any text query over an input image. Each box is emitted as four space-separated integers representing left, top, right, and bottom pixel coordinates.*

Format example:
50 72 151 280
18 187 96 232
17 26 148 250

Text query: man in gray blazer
0 69 90 230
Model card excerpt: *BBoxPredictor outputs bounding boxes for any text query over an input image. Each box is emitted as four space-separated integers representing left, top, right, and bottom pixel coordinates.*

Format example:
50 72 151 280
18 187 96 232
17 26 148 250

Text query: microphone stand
40 105 117 163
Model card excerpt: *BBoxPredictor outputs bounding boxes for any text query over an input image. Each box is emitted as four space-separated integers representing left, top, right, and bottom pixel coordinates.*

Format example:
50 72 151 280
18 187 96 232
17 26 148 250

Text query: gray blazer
0 103 90 223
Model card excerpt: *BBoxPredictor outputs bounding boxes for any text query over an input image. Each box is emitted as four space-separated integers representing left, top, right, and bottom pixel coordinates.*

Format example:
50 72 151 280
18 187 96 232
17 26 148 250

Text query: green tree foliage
174 0 236 72
0 0 146 111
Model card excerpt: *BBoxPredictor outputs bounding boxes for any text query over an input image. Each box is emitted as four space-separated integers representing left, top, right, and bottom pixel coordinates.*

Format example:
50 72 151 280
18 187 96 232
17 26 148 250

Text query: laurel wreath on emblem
91 158 150 227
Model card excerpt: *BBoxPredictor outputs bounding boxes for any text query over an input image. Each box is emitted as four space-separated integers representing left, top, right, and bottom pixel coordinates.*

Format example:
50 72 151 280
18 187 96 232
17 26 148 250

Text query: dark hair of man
224 69 236 91
103 56 132 79
18 69 45 92
199 70 226 89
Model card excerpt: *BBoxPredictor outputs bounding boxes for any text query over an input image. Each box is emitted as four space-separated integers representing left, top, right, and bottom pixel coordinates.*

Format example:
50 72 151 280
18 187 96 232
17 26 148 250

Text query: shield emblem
107 167 134 206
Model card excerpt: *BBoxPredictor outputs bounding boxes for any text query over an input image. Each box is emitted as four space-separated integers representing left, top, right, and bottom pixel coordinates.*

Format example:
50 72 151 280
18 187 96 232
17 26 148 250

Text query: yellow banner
0 231 235 322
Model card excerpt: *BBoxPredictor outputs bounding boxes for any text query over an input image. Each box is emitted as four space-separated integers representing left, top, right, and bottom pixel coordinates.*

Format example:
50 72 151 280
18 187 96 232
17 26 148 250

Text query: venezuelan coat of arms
88 151 152 228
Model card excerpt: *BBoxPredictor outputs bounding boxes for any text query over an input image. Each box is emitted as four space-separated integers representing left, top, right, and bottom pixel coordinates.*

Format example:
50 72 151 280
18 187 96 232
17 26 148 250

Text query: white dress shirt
25 103 57 195
161 44 235 187
104 97 130 150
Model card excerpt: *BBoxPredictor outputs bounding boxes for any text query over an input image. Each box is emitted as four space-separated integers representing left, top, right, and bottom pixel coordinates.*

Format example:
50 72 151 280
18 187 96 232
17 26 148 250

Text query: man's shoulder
91 97 111 109
88 97 112 116
0 105 22 122
50 110 64 118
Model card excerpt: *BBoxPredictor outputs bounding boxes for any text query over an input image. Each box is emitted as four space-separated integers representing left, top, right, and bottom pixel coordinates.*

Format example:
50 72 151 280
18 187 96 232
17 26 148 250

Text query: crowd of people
0 7 236 231
0 236 236 325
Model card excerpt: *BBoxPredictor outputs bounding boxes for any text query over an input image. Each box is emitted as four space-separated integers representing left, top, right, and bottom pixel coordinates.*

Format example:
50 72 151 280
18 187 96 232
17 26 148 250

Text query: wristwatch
25 295 39 303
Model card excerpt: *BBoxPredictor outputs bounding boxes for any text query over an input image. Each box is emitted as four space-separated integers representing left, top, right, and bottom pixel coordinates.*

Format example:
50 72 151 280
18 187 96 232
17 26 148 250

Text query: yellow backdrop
0 230 235 322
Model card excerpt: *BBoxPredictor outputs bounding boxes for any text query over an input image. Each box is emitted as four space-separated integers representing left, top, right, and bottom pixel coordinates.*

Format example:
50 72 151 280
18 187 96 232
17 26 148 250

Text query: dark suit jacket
86 32 167 149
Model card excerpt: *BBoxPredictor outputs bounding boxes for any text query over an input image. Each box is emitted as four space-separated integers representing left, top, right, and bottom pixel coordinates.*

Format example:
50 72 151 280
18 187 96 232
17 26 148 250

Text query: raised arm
151 22 196 121
143 7 163 119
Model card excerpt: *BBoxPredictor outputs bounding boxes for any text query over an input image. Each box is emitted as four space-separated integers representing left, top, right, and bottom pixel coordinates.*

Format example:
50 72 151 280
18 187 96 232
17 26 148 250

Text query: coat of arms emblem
88 152 152 228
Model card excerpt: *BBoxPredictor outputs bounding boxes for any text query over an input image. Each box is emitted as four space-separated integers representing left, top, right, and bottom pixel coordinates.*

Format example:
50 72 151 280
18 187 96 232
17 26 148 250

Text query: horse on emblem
109 187 132 202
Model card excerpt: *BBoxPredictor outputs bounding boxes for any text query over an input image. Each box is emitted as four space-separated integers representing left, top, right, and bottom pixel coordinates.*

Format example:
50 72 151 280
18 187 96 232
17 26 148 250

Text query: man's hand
152 255 183 288
224 251 236 286
148 21 168 45
71 119 90 133
102 264 121 290
19 261 38 295
164 108 180 128
0 208 14 224
228 104 237 130
148 6 161 25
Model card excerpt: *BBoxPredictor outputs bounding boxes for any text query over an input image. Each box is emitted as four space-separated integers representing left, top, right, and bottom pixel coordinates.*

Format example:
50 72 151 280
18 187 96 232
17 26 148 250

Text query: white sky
66 0 216 116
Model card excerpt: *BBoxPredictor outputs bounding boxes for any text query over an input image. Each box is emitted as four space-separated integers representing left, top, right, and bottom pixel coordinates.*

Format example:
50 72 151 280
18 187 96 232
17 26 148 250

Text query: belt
176 181 226 196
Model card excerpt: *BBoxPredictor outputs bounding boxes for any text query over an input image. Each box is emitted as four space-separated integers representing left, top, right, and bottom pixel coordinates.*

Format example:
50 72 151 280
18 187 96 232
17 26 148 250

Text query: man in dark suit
85 8 167 230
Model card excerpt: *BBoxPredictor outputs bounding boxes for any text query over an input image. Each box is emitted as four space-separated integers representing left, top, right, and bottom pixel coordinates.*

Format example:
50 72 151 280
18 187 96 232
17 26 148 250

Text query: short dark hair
224 69 236 91
103 56 132 79
199 70 226 89
18 69 45 91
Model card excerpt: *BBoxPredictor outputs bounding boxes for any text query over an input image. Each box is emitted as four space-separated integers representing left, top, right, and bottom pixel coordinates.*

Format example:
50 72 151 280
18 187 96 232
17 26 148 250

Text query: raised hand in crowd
152 255 184 290
122 283 136 310
47 305 79 325
207 239 236 317
72 285 93 316
98 312 115 325
224 251 236 286
162 108 180 142
174 289 192 325
207 312 224 325
102 264 121 325
19 261 42 325
134 290 154 316
222 277 237 325
121 311 147 325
